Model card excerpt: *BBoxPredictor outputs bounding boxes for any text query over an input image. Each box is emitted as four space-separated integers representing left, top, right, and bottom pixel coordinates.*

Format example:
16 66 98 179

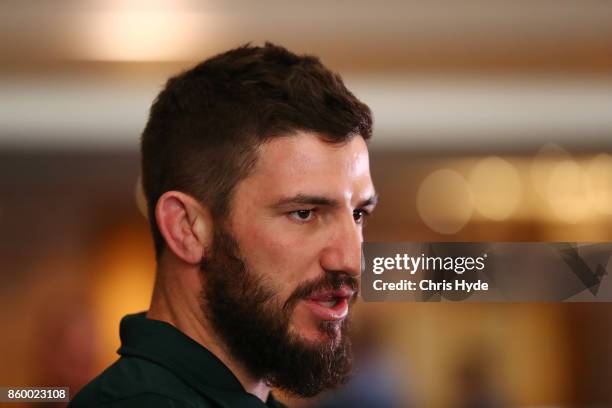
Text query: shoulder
69 356 213 408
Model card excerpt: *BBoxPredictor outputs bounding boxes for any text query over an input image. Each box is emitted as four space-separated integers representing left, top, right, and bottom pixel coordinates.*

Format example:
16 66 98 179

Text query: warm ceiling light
80 1 212 61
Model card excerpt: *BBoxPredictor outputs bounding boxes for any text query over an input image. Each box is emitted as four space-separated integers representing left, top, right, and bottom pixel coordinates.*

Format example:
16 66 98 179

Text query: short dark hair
141 42 373 259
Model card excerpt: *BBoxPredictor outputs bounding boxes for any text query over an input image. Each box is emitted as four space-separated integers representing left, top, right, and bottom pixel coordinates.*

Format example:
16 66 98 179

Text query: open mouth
316 298 340 308
304 287 355 321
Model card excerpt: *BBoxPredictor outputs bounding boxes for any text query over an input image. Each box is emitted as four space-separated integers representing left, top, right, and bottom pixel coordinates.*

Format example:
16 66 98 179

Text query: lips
303 287 355 321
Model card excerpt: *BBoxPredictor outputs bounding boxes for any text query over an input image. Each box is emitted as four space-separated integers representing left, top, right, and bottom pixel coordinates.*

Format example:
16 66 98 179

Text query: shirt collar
117 311 284 408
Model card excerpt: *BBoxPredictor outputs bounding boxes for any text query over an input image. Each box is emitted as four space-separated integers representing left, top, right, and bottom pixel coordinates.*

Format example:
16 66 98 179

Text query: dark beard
200 227 358 397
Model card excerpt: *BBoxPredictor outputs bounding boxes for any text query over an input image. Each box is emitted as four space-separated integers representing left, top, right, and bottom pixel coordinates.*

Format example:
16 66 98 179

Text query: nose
319 213 362 278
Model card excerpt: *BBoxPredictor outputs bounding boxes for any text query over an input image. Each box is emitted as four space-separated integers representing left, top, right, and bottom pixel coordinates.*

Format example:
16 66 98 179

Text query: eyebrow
272 193 379 209
359 194 379 208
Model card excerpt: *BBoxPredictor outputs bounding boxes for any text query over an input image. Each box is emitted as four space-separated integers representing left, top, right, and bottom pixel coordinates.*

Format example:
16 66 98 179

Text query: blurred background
1 1 611 407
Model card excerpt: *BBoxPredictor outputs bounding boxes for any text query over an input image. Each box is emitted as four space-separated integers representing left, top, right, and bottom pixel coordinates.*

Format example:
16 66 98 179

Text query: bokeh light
530 143 571 200
469 156 522 221
586 153 612 216
417 169 473 234
546 160 592 223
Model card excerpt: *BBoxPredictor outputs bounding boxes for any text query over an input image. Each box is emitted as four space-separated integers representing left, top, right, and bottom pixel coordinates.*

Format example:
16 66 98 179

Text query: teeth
317 300 336 308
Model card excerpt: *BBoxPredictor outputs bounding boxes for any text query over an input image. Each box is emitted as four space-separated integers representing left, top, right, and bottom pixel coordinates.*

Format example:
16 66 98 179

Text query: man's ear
155 191 213 264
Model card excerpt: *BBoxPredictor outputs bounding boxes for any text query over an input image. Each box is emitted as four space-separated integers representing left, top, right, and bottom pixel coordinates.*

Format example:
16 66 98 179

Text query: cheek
236 220 321 298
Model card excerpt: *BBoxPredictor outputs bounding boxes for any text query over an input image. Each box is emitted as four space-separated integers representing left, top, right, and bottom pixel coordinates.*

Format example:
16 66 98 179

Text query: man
70 42 377 407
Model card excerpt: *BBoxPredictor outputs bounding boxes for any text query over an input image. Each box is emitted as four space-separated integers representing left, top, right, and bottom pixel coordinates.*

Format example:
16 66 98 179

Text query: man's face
200 132 376 396
230 132 375 339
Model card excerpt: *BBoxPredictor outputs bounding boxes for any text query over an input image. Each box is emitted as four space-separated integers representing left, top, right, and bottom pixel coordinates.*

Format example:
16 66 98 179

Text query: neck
146 257 271 402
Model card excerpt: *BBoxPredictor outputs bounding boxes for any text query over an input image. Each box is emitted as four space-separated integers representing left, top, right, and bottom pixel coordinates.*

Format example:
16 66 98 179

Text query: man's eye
353 209 369 224
289 209 314 222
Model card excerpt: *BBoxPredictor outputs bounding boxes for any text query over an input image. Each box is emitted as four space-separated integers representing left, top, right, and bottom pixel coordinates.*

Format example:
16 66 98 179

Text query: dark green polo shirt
69 312 286 408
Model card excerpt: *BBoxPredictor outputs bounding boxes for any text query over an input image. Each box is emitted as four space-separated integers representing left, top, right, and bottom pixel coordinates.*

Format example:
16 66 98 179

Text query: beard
199 226 359 398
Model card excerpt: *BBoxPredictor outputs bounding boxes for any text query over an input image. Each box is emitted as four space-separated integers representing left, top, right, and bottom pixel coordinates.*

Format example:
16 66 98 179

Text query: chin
293 320 344 346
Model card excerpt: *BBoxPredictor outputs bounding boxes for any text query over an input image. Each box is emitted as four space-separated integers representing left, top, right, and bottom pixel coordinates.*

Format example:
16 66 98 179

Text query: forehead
244 132 373 200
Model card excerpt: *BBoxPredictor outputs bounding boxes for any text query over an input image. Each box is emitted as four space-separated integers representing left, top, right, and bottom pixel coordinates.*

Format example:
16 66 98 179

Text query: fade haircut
141 42 373 259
